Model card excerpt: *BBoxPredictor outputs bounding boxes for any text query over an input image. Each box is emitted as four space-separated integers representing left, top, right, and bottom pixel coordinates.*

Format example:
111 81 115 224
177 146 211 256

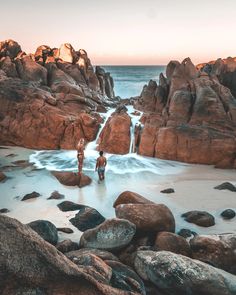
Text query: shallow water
1 144 236 243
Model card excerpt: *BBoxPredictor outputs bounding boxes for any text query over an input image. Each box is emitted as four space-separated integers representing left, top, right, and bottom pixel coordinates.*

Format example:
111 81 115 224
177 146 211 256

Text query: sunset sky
1 0 236 65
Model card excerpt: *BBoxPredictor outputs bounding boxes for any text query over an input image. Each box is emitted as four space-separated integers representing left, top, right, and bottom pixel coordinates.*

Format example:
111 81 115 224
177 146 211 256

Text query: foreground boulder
27 220 58 245
52 172 92 187
190 234 236 274
154 232 191 257
80 218 136 251
115 203 175 233
0 215 141 295
69 206 105 231
134 250 236 295
113 191 153 207
182 210 215 227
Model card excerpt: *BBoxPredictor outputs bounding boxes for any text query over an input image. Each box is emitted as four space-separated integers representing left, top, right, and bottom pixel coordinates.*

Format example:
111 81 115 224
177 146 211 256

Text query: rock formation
135 57 236 168
0 39 116 149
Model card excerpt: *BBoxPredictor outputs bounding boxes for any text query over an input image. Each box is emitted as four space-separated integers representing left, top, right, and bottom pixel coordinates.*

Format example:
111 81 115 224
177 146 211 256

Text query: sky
1 0 236 65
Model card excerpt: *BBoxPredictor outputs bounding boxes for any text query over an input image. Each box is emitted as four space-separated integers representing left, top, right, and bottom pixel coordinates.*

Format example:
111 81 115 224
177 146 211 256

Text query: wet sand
0 146 236 243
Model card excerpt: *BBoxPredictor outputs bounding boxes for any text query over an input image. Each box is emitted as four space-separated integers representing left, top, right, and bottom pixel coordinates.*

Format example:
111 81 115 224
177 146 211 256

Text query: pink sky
1 0 236 65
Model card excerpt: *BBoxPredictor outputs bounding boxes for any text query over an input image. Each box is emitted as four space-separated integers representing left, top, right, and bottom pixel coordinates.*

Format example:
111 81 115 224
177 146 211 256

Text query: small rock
27 220 58 245
214 182 236 192
56 239 79 253
182 210 215 227
12 160 32 168
47 190 65 200
160 188 175 194
0 172 7 182
57 227 74 234
178 228 197 238
80 218 136 251
5 153 17 157
221 209 236 220
57 201 85 212
69 207 105 231
0 208 10 213
22 191 41 201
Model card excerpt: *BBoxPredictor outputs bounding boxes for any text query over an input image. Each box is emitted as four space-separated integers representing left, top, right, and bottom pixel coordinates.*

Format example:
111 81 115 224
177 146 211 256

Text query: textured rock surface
115 203 175 233
56 239 80 253
0 40 116 150
134 57 236 167
98 109 131 154
154 232 191 257
221 209 236 219
134 250 236 295
69 207 105 231
52 172 92 187
0 214 140 295
182 210 215 227
0 172 6 182
27 220 58 245
214 182 236 192
57 200 85 212
22 191 41 201
80 218 136 251
113 191 153 208
190 234 236 274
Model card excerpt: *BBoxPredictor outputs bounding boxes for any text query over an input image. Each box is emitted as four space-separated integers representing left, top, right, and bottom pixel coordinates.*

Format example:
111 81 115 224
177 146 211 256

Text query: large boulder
115 203 175 233
58 43 76 63
113 191 153 207
98 111 131 154
190 234 236 274
27 220 58 245
0 215 141 295
134 250 236 295
154 232 191 257
79 218 136 251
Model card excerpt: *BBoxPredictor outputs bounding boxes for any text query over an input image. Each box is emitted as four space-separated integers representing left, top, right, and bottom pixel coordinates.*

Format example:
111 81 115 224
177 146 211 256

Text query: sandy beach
0 145 235 244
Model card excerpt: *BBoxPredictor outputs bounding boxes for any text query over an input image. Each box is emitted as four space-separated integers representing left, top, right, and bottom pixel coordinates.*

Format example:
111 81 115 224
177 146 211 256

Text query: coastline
1 145 236 244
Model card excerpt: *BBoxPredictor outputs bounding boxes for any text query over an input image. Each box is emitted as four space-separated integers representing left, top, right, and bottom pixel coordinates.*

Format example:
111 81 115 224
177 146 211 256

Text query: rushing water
101 65 166 98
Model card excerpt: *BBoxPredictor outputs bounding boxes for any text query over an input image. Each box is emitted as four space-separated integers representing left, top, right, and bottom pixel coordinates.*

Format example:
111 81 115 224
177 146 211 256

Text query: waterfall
85 108 115 153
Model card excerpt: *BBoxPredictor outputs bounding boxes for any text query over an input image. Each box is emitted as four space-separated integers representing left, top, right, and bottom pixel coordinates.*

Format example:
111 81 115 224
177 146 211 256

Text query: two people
77 138 107 181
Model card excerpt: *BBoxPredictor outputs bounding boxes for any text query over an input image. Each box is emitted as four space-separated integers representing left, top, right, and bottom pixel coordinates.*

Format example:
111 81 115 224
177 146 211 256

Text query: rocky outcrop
0 40 116 149
0 214 141 295
134 57 236 168
98 108 131 154
134 250 236 295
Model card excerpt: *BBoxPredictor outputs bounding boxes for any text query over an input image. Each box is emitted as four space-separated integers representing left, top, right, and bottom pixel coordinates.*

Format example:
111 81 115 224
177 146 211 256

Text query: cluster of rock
132 57 236 168
0 39 116 149
1 190 236 295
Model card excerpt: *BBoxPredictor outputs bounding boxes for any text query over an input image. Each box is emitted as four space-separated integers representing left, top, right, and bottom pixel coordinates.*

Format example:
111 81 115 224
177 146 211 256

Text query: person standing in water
77 138 85 176
95 151 107 181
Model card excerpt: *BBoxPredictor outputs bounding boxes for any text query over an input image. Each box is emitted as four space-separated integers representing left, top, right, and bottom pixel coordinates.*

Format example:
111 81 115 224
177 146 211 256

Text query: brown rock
113 191 153 208
0 39 22 59
182 210 215 227
66 248 119 262
154 232 191 257
52 172 92 187
0 56 18 77
58 43 76 63
56 239 79 253
190 234 236 274
115 203 175 233
0 214 138 295
98 112 131 154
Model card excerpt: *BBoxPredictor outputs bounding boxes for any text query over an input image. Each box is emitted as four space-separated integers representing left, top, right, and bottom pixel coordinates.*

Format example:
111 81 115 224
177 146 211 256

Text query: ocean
101 65 166 98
